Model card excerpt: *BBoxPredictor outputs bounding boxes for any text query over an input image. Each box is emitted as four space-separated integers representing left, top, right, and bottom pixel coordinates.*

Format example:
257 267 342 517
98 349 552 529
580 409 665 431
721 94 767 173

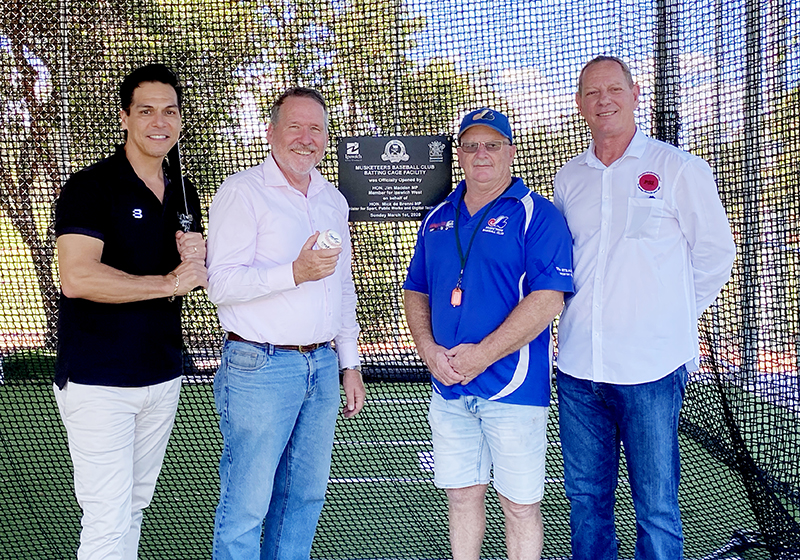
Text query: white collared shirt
554 128 735 384
206 154 360 368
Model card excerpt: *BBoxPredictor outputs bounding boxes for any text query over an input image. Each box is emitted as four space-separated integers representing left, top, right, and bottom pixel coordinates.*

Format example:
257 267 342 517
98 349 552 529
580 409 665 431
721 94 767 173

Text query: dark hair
269 87 329 129
577 55 634 96
119 64 182 114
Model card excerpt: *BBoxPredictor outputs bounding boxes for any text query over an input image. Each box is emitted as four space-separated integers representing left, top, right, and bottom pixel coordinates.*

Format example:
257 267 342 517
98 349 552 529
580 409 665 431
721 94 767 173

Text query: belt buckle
297 345 307 353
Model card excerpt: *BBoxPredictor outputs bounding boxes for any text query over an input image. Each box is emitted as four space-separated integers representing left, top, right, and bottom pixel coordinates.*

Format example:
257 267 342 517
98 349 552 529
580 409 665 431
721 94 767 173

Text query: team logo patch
483 215 509 235
638 172 661 194
428 220 454 232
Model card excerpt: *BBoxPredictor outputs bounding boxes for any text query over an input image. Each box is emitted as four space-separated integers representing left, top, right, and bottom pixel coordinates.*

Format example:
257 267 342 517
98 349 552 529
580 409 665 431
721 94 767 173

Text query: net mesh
1 0 799 558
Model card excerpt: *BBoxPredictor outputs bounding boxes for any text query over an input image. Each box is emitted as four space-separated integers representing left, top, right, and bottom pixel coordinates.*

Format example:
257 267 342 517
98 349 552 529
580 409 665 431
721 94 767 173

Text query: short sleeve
403 221 429 295
524 196 574 295
55 171 107 240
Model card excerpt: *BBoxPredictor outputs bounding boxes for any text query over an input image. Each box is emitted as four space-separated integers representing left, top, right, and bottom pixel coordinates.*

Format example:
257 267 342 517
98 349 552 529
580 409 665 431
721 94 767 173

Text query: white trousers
54 377 182 560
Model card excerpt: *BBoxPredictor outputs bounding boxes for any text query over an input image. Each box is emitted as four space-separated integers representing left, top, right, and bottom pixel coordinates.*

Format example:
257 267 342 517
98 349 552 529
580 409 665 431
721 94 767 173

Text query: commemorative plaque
337 136 452 221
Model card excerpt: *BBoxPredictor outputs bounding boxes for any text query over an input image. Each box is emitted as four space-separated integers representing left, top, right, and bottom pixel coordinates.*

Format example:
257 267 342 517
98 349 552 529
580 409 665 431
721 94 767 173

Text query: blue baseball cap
458 108 513 143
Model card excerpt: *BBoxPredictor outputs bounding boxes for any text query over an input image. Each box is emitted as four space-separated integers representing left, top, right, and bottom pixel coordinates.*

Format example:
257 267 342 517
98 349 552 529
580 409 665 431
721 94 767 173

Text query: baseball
317 229 342 249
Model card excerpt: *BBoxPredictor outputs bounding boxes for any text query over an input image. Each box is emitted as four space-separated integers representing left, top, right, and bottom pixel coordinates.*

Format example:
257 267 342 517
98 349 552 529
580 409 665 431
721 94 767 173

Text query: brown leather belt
227 332 329 353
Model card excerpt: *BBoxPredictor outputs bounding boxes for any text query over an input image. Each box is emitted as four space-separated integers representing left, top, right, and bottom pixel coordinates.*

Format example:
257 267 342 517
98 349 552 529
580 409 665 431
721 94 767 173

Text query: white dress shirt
206 155 360 369
554 128 735 384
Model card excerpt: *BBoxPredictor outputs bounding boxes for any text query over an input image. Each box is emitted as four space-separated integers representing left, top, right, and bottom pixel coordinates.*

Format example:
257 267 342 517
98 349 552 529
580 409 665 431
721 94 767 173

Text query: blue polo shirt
404 177 573 406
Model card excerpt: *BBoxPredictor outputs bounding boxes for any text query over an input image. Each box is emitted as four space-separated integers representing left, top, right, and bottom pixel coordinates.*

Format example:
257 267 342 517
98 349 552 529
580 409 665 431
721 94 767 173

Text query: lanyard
451 189 500 307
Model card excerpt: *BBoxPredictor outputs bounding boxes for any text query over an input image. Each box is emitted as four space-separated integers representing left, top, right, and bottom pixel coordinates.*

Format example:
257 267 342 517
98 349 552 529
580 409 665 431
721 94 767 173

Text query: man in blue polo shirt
403 108 573 560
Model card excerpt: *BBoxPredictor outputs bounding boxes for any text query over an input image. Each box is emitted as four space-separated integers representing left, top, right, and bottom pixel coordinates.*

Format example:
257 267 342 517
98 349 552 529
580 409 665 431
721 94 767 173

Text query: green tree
1 0 485 350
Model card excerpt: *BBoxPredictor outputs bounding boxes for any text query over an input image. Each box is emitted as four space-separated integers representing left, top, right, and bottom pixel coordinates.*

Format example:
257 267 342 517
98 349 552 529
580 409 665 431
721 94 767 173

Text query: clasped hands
424 342 490 387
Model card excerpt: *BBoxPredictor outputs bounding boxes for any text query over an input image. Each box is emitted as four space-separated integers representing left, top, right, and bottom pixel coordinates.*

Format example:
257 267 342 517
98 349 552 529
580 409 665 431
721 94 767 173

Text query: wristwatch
342 365 362 372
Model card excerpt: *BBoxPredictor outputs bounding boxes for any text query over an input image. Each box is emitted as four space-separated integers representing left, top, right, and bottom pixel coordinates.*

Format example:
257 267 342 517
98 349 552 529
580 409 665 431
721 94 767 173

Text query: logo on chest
482 215 509 235
637 172 661 195
428 220 454 232
132 209 144 219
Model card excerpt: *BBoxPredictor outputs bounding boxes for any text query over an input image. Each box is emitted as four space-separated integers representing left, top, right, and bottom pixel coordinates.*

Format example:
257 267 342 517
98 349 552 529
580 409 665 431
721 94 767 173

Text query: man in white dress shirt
206 87 366 560
554 56 736 560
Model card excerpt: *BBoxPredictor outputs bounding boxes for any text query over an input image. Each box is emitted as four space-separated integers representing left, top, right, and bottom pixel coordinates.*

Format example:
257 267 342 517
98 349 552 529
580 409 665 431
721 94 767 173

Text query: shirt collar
446 176 527 206
262 154 327 196
112 144 174 196
584 127 647 169
112 144 142 183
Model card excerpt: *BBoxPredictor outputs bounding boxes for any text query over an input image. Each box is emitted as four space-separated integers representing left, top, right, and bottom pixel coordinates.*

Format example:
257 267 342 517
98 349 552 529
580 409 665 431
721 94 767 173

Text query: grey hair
269 87 329 130
578 56 634 95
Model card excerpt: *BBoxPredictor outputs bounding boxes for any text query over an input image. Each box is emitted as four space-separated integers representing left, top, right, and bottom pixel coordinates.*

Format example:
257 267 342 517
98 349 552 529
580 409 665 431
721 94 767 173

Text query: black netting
1 1 798 558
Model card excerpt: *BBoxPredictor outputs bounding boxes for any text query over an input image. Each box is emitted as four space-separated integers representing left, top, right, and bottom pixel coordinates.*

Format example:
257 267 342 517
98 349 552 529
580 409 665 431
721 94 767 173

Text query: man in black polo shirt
53 64 207 560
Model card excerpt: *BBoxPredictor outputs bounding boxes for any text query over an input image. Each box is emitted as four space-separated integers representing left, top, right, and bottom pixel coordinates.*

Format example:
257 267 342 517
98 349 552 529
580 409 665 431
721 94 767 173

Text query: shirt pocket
624 197 664 240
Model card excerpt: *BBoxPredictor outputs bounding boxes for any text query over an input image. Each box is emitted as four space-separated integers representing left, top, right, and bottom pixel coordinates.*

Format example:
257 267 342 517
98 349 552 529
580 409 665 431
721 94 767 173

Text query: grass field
0 378 769 560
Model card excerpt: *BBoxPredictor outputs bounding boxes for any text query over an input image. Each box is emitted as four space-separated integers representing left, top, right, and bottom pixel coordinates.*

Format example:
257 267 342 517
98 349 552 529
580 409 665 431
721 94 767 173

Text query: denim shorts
427 390 548 504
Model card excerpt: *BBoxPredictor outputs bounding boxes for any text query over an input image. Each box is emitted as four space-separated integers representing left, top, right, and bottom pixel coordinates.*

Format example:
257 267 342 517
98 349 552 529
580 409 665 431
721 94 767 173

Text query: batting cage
1 0 799 558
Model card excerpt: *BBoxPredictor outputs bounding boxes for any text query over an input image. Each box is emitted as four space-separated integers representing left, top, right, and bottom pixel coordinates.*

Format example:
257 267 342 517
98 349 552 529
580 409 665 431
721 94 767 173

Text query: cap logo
473 109 495 122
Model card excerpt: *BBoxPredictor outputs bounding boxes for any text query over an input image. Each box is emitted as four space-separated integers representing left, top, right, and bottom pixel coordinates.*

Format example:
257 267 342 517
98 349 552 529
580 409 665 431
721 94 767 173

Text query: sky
2 0 798 142
403 0 800 134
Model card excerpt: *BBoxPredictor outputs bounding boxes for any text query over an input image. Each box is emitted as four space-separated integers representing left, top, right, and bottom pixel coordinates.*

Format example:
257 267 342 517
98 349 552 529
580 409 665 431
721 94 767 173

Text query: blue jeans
557 366 688 560
212 339 340 560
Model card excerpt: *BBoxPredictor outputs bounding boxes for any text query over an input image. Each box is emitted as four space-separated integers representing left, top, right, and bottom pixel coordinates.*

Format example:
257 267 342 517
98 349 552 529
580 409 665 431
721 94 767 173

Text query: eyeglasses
459 140 511 153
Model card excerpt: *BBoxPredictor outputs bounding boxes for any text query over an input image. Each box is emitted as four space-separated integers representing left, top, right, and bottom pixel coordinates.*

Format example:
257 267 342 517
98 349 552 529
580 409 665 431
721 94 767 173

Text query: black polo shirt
54 146 203 389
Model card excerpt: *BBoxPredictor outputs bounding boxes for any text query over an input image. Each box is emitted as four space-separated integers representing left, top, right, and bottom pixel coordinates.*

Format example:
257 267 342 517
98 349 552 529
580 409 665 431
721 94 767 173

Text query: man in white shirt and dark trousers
554 56 736 560
206 87 366 560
